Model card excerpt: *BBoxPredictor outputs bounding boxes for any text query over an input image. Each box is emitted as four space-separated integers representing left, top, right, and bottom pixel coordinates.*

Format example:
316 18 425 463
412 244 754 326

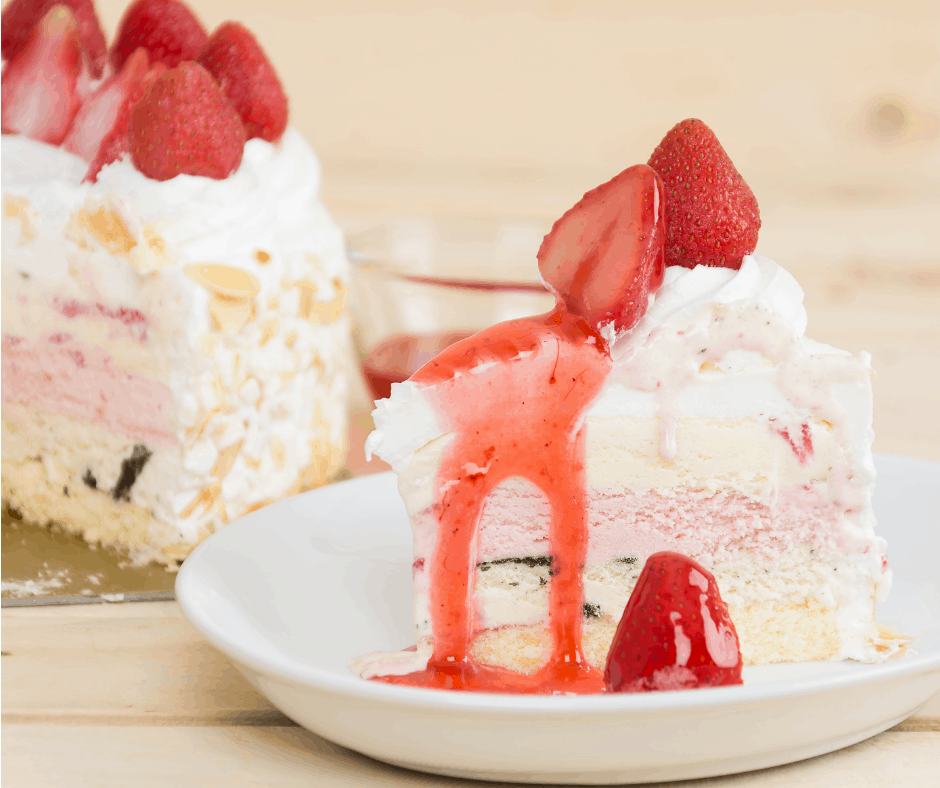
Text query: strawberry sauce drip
375 306 611 694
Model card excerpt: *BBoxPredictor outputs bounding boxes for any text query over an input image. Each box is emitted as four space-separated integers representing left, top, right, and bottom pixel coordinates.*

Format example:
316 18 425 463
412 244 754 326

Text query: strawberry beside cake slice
1 1 350 566
353 121 898 693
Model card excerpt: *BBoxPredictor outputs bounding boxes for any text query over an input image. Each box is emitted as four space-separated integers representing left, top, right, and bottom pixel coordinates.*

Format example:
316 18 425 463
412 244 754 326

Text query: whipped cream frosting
615 254 808 352
2 129 345 325
2 129 350 549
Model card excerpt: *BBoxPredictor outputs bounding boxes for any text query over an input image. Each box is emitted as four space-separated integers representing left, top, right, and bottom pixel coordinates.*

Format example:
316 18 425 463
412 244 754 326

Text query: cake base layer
2 404 184 565
468 545 882 664
469 598 842 673
2 401 347 566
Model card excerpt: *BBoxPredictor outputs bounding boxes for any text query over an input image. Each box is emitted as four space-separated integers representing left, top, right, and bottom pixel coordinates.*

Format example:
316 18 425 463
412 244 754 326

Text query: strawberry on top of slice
537 164 666 344
1 5 84 145
604 551 743 693
82 59 168 182
1 0 107 78
129 61 246 181
110 0 208 71
648 118 760 270
198 22 289 143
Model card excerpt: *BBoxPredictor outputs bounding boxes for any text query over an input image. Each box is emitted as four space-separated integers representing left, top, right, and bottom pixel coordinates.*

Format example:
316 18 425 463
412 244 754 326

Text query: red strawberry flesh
537 164 666 340
82 59 168 182
648 118 761 270
1 0 107 78
604 551 743 693
110 0 208 71
64 47 150 163
129 61 246 181
198 21 289 142
1 5 83 145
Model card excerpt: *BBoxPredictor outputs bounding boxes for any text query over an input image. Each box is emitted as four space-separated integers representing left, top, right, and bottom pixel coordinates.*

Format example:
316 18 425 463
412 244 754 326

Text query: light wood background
83 0 940 460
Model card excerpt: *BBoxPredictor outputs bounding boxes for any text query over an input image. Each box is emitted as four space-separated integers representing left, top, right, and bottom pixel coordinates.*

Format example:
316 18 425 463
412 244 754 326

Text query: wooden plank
1 605 280 723
3 603 939 726
3 725 940 788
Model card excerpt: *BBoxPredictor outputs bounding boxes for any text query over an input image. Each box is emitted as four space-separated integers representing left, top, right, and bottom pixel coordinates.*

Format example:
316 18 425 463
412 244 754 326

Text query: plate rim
176 452 940 714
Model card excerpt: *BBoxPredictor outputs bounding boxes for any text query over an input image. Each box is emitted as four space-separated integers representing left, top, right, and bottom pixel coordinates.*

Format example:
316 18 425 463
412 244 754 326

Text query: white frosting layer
2 130 350 550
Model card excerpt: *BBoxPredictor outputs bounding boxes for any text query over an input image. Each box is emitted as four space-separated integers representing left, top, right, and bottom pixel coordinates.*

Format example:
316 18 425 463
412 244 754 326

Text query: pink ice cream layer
410 480 872 569
2 333 175 447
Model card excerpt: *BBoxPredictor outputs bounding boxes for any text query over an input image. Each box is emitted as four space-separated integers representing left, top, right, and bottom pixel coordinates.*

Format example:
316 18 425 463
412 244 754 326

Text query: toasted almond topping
79 207 137 255
186 264 260 301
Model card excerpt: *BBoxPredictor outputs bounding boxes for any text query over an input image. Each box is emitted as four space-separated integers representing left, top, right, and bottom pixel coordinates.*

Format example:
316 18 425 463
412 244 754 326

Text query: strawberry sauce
361 331 473 401
771 419 814 465
374 306 611 694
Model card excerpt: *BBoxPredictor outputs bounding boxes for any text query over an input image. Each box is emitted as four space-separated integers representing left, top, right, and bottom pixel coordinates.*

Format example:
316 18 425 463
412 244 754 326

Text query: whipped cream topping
1 127 343 279
94 128 331 270
614 255 808 355
366 381 447 477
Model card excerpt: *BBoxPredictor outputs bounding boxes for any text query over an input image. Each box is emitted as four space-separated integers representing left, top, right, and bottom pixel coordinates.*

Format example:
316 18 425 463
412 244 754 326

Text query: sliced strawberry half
198 22 289 142
110 0 208 72
81 60 168 182
648 118 761 270
604 552 743 693
1 0 107 78
129 61 246 181
1 5 84 145
63 47 150 164
537 164 666 341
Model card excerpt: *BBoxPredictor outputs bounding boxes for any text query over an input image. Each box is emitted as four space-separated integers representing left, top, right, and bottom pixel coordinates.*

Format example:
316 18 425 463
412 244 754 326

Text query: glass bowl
347 218 556 401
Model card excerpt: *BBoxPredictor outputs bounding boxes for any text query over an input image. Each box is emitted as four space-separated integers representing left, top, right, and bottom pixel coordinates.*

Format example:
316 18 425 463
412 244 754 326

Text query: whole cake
1 0 350 566
354 120 898 693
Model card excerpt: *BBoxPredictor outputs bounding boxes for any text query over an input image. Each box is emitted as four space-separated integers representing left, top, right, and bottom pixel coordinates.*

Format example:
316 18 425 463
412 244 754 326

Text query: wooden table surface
2 600 938 787
3 0 939 784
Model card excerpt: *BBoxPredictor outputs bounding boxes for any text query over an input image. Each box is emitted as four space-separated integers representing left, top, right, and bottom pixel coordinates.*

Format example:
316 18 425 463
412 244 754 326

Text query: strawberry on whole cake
1 0 351 566
353 119 901 694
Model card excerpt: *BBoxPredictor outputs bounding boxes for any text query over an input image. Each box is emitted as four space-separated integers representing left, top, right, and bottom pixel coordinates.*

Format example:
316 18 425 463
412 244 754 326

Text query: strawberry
1 0 107 78
82 59 168 181
1 5 84 145
537 164 666 341
648 118 761 270
129 61 246 181
64 47 151 164
604 552 742 693
198 22 289 142
110 0 208 72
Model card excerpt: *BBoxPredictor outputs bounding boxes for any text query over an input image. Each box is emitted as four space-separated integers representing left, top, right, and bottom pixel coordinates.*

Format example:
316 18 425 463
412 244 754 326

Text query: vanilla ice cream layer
2 131 351 554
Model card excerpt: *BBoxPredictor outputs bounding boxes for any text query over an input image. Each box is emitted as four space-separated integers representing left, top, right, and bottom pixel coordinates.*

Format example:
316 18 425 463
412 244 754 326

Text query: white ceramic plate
177 454 940 785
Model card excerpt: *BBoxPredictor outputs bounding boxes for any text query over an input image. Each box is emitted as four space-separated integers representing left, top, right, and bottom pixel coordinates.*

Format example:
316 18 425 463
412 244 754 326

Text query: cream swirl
613 254 808 358
1 128 340 275
94 127 330 267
